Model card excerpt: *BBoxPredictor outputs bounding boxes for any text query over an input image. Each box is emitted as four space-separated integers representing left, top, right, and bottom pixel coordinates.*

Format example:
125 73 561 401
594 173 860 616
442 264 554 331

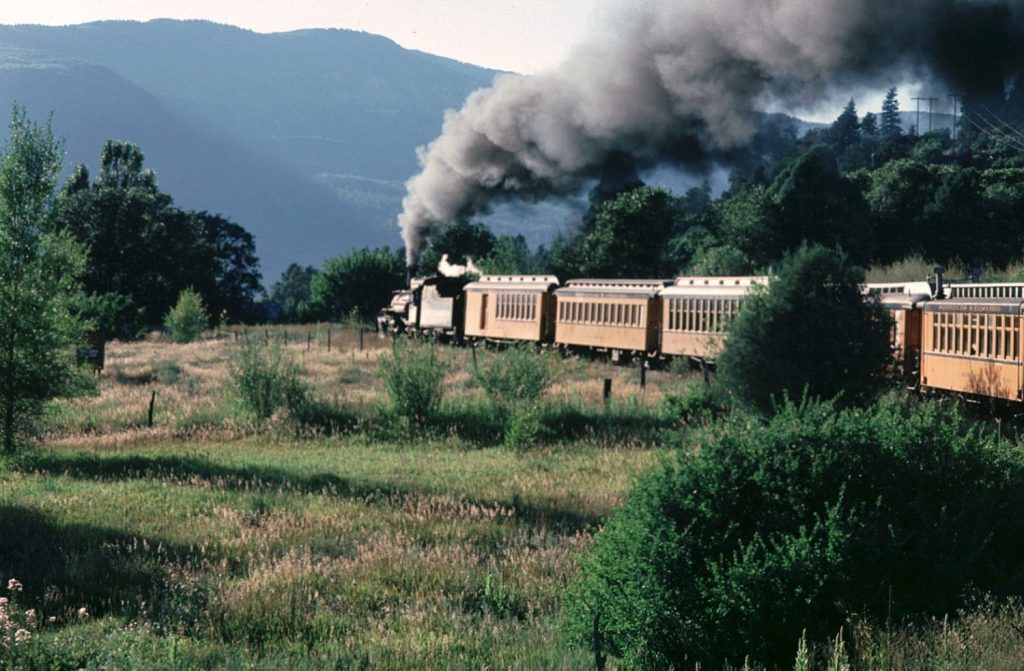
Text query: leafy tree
567 397 1024 668
768 145 874 264
418 220 496 273
717 244 890 413
576 186 679 278
478 234 540 275
54 141 261 337
716 184 779 267
195 212 263 322
863 159 940 264
270 263 318 322
163 288 209 343
923 166 991 265
0 106 88 453
304 247 405 322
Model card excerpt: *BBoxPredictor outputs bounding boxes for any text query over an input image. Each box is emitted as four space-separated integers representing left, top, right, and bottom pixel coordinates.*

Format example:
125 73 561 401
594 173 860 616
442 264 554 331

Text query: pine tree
830 99 861 152
880 87 902 139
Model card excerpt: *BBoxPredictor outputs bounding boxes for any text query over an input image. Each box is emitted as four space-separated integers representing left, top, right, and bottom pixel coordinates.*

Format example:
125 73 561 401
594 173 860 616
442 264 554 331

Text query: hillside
0 21 501 280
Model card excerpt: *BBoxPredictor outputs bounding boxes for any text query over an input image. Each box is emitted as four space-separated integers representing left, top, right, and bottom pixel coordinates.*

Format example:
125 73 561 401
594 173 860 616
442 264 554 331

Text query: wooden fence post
147 390 156 428
640 361 647 389
603 378 612 402
327 329 332 352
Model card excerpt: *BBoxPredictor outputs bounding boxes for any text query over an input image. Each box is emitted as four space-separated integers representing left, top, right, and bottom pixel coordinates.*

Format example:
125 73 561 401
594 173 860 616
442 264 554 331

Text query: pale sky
0 0 611 74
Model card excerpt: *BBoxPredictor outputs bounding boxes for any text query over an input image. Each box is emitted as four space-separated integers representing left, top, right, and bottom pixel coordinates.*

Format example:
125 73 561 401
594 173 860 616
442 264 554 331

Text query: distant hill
0 20 500 280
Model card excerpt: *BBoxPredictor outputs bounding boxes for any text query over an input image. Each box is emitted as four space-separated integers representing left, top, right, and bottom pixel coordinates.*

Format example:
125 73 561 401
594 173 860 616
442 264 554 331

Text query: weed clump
472 344 553 448
378 339 447 428
226 341 309 424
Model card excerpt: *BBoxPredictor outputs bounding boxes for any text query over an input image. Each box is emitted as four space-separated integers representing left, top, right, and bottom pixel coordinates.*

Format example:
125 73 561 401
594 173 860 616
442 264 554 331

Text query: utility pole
912 97 938 135
949 94 964 143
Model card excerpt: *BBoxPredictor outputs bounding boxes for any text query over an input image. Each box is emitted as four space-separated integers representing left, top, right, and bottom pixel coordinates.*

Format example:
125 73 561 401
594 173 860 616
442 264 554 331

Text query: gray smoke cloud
399 0 1024 265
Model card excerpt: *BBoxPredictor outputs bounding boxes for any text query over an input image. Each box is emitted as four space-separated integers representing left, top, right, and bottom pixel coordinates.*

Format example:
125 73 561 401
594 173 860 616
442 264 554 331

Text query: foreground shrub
566 397 1024 668
226 340 309 423
378 339 447 428
163 287 209 344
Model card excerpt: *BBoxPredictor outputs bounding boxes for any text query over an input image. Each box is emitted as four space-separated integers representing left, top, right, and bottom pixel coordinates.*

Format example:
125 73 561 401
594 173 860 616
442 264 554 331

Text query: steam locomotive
378 269 1024 405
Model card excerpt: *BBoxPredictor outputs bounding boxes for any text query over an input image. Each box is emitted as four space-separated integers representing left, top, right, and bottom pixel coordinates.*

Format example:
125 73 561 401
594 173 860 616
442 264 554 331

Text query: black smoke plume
398 0 1024 265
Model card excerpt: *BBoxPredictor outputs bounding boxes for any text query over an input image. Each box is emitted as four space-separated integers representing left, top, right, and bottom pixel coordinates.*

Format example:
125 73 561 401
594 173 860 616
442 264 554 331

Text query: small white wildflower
46 616 56 624
24 609 35 627
77 607 89 621
1 635 9 649
14 629 31 644
6 579 22 593
0 596 8 612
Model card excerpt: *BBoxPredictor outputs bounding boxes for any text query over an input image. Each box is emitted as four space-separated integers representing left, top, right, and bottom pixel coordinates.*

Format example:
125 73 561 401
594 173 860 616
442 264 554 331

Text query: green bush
226 340 309 423
717 244 891 413
662 380 730 427
472 344 552 413
378 339 447 428
163 288 209 344
565 397 1024 668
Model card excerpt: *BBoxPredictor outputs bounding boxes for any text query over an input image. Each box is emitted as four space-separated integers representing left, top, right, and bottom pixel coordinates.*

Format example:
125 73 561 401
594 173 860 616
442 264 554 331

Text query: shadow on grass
0 505 206 623
16 452 602 533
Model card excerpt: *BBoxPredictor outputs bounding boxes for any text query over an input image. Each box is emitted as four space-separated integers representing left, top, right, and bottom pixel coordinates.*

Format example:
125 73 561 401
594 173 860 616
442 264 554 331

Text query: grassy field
1 329 669 669
6 329 1024 669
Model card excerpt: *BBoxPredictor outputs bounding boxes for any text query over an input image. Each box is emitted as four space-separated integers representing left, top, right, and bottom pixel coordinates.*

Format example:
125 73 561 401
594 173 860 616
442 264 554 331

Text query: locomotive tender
378 271 1024 405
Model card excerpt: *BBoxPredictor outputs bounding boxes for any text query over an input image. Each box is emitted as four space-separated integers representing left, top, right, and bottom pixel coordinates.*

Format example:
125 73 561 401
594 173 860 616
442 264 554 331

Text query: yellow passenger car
920 283 1024 402
660 276 769 362
863 282 932 377
554 279 670 357
463 275 560 343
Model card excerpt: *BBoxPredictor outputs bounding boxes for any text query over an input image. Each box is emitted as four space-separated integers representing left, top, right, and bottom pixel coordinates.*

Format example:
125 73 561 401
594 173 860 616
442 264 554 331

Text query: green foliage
577 187 680 278
270 263 317 322
226 340 309 424
303 247 404 322
0 106 89 453
662 380 730 427
768 145 874 265
717 244 890 413
378 339 447 428
163 288 209 344
566 396 1024 668
419 220 496 273
471 345 554 448
54 141 262 337
472 345 552 413
478 234 541 275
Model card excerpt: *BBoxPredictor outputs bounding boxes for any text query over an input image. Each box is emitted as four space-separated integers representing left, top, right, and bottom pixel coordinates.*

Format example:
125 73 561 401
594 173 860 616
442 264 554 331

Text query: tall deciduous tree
577 186 679 278
0 106 88 453
304 247 406 322
55 141 262 336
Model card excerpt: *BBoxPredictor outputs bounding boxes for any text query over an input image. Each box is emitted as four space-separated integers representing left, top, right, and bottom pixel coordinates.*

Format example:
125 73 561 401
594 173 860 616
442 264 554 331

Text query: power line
949 94 963 143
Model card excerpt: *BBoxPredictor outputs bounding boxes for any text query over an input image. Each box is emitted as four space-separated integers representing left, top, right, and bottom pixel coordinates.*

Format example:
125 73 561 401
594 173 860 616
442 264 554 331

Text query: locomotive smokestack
398 0 1024 266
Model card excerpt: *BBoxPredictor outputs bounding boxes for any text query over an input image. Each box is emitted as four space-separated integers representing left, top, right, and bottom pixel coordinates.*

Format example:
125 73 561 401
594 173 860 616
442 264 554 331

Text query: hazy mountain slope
0 20 498 181
0 21 508 279
0 52 387 279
